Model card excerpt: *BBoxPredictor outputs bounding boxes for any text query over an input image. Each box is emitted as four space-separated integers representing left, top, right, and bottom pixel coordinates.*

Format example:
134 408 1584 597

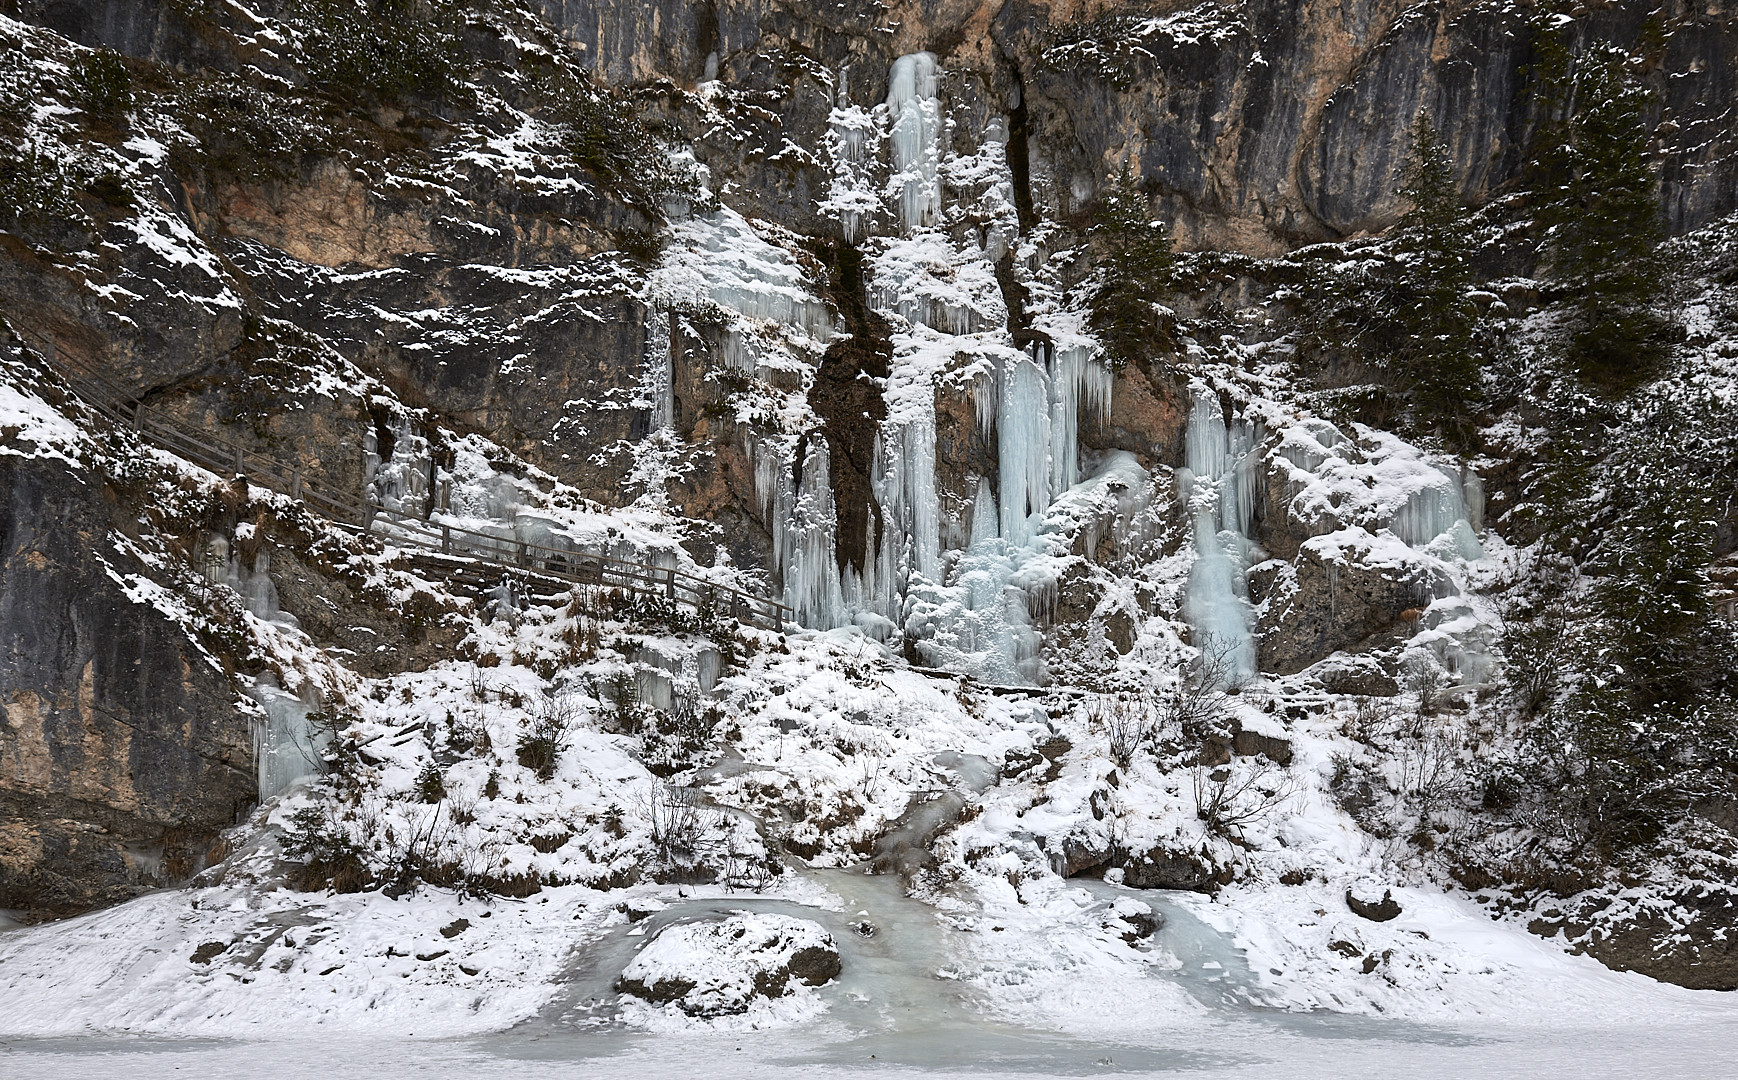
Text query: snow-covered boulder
1256 527 1447 674
617 913 841 1017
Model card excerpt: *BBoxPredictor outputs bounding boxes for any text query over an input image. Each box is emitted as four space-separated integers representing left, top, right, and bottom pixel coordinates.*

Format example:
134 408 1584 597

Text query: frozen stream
2 865 1735 1078
4 1014 1734 1078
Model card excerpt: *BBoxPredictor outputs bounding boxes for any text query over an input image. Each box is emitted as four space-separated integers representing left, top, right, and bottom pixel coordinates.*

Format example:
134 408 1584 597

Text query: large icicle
1180 386 1259 683
998 355 1052 545
251 673 325 800
753 433 847 630
885 52 943 234
864 405 942 624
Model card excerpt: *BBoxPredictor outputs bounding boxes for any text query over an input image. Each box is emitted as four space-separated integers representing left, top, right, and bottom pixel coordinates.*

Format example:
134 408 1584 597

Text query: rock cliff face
535 0 1737 252
0 454 253 915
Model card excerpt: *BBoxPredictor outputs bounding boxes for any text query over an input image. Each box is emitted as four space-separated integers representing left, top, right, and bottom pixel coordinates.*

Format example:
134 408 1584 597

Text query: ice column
1046 344 1114 503
643 305 675 433
864 406 942 622
754 434 846 629
990 344 1113 545
1180 387 1258 683
885 52 942 233
997 355 1051 545
251 673 325 800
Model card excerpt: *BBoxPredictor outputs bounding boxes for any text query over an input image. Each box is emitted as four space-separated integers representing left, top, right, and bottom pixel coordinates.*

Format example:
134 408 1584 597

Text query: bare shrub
1402 654 1448 716
1160 634 1241 744
1342 696 1401 744
444 709 490 757
1087 693 1157 768
518 691 580 780
466 663 494 703
380 804 461 893
1400 726 1468 817
858 755 886 802
1192 759 1297 838
642 783 718 868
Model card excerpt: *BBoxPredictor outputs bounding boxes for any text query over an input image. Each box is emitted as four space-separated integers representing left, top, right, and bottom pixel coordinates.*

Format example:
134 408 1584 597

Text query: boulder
1346 887 1403 922
1310 654 1401 697
1104 897 1163 944
618 913 840 1017
1122 844 1233 892
1047 830 1112 878
1258 529 1442 675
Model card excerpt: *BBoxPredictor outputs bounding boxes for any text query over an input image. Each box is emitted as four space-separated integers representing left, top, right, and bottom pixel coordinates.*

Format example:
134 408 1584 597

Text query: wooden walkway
48 358 792 629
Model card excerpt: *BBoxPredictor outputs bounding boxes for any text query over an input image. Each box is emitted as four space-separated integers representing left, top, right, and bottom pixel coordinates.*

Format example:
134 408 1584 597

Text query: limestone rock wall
0 456 254 916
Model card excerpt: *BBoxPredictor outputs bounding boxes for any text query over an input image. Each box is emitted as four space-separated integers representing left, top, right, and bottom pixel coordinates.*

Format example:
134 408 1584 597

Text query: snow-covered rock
617 912 841 1018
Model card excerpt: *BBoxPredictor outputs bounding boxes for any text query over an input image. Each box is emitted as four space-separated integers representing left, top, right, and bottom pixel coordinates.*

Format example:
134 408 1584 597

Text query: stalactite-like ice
886 339 1116 682
251 673 324 800
998 355 1052 546
969 478 999 545
654 207 835 343
885 52 943 234
753 433 847 630
1180 386 1259 683
864 405 942 623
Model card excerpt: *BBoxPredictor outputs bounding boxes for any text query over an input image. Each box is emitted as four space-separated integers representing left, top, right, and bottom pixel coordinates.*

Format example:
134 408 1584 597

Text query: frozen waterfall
895 341 1113 683
987 344 1113 547
754 433 848 630
1179 387 1259 684
885 53 942 234
251 673 325 800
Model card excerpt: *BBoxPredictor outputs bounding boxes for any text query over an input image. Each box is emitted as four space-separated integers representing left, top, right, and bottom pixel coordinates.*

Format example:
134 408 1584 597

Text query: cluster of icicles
651 50 1130 682
645 51 1485 687
739 57 1104 681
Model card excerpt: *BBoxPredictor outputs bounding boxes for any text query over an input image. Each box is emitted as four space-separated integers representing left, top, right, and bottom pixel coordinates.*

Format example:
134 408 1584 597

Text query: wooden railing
45 357 792 628
368 506 790 627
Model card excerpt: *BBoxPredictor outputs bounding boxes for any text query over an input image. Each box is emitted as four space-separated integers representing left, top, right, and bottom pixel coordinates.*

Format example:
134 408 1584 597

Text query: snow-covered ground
1 998 1734 1079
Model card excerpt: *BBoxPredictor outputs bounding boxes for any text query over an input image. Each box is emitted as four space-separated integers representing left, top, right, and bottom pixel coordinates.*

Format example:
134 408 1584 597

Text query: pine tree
1294 114 1484 445
1524 395 1738 853
1533 38 1679 390
1390 112 1481 430
1089 164 1175 370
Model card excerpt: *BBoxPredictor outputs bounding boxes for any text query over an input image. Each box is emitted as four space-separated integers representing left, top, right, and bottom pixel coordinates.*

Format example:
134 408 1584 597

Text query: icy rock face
617 913 841 1017
1250 410 1492 678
